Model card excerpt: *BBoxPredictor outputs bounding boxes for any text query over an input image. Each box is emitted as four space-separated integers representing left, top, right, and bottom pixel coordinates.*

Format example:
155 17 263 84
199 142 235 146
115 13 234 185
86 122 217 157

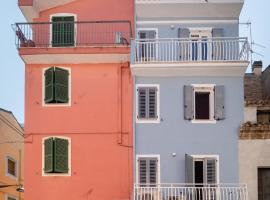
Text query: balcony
130 37 249 76
134 183 248 200
14 21 132 64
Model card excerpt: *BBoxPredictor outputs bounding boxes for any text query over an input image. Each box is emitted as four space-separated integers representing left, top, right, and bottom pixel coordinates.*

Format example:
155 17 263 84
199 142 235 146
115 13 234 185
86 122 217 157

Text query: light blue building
131 1 250 199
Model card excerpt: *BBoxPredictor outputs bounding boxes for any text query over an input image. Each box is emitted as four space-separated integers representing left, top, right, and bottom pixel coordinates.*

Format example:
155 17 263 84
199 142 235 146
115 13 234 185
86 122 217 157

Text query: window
137 156 159 186
6 196 17 200
185 154 219 185
43 137 70 175
136 85 159 123
44 67 70 105
6 157 17 178
184 85 225 122
257 110 270 123
51 16 75 47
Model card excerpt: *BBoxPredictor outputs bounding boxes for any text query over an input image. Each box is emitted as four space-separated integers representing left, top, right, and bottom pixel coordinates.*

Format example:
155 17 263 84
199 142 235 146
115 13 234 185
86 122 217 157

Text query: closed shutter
138 88 147 119
54 67 69 103
44 67 55 103
214 85 225 120
137 87 158 120
138 157 158 186
206 159 217 184
184 85 194 120
7 159 16 176
44 138 54 173
52 16 75 47
54 138 69 173
178 28 190 60
212 28 224 60
148 88 157 119
185 154 194 183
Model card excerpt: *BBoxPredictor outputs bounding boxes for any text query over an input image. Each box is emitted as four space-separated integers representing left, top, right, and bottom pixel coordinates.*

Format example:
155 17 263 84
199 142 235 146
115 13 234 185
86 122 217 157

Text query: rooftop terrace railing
14 21 132 48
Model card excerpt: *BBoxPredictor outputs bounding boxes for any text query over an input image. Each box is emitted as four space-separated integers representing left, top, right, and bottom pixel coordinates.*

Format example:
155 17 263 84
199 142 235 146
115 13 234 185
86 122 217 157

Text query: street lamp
0 185 24 192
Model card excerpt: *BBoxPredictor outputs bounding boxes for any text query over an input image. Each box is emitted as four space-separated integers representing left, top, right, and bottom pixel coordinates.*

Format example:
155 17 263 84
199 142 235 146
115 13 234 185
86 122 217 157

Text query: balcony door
258 168 270 200
51 16 75 47
190 29 212 61
137 29 157 61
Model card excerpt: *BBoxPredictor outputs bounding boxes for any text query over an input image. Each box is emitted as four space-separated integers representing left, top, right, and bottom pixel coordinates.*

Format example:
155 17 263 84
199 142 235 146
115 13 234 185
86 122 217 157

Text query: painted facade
17 0 133 200
132 0 249 198
0 109 24 200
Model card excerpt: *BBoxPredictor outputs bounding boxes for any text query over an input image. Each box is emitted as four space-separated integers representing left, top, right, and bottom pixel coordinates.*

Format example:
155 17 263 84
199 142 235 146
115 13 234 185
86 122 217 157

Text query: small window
257 110 270 123
6 157 17 177
43 137 69 174
44 67 70 104
7 196 17 200
136 85 159 122
184 85 225 122
51 16 75 47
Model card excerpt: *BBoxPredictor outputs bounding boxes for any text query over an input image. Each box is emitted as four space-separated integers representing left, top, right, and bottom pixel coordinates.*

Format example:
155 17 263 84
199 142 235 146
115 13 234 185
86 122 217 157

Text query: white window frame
49 13 77 48
189 28 213 61
191 84 216 124
136 84 160 123
5 156 18 179
42 66 72 107
136 154 160 185
5 194 18 200
190 154 220 184
42 136 71 176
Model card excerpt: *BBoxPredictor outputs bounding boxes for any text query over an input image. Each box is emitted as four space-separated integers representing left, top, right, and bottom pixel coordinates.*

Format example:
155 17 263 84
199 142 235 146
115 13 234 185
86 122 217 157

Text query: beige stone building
0 109 24 200
240 61 270 200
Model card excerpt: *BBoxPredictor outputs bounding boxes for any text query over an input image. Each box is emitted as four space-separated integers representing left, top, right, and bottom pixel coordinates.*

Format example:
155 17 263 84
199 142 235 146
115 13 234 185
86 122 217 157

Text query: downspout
18 149 22 200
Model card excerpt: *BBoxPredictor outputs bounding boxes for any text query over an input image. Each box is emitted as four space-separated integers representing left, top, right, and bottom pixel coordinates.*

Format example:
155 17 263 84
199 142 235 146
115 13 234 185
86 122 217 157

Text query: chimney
252 61 263 76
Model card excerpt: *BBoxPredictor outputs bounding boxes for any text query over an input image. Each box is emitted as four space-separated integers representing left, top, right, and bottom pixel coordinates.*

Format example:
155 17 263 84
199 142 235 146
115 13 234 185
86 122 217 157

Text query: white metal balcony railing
131 37 249 64
134 183 248 200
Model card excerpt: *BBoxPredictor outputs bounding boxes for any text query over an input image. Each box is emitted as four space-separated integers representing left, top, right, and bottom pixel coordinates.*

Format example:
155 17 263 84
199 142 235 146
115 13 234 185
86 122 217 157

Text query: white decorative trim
136 84 160 123
136 20 239 25
42 66 71 107
190 154 220 184
49 13 77 48
41 136 72 176
136 154 161 184
5 156 18 180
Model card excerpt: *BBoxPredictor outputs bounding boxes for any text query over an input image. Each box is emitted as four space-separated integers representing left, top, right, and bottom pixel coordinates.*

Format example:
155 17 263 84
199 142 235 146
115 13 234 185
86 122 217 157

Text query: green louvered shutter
44 67 55 103
54 138 69 173
44 138 54 173
54 67 69 103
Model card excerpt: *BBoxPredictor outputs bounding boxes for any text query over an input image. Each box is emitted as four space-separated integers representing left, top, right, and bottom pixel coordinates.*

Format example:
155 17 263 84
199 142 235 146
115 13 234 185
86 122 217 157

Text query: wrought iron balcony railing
131 37 249 64
134 183 248 200
14 21 132 48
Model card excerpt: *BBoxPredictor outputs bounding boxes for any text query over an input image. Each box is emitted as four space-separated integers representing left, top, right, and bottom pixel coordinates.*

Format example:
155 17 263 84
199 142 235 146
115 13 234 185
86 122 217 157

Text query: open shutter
138 88 147 119
148 88 157 119
185 154 194 183
178 28 190 60
44 138 54 173
206 159 217 184
54 138 69 173
184 85 194 120
214 85 225 120
212 28 224 60
44 67 55 103
54 67 69 103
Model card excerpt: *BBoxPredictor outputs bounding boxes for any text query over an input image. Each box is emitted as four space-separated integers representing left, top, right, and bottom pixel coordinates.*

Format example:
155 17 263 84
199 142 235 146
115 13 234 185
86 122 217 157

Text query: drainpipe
18 149 22 200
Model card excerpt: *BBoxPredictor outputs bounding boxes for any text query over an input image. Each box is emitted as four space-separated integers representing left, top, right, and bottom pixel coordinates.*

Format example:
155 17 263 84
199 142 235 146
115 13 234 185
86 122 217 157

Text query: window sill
191 119 217 124
6 173 18 180
42 172 71 177
42 102 71 107
136 118 160 124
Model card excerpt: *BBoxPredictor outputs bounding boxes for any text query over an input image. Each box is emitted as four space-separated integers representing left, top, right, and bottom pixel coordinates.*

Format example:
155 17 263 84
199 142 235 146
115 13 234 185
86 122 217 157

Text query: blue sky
0 0 269 123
